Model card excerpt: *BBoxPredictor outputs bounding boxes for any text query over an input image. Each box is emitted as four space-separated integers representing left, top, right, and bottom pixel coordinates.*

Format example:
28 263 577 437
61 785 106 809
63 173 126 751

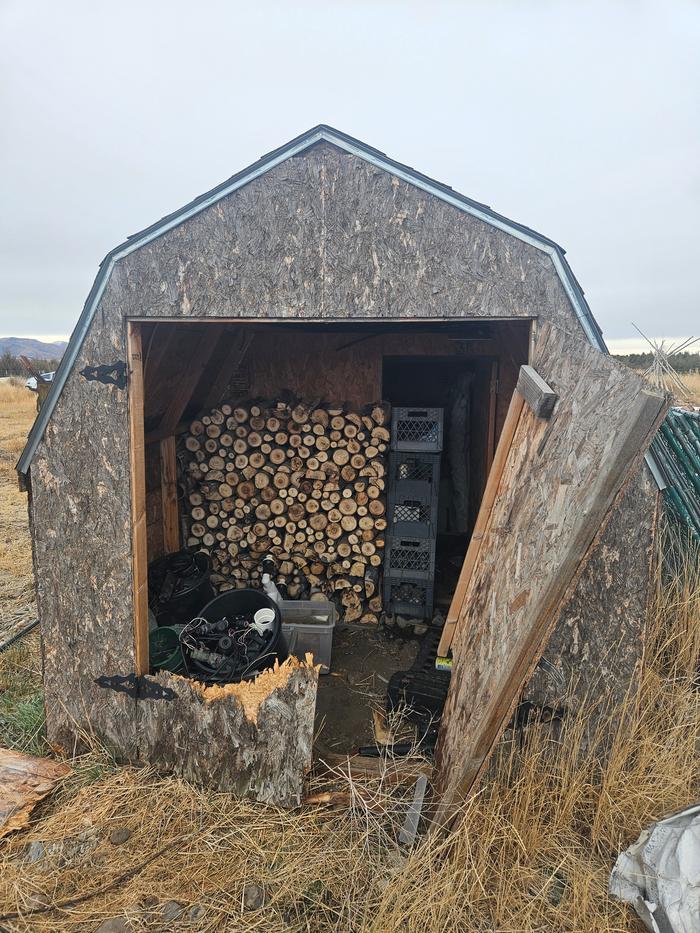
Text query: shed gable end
18 125 604 474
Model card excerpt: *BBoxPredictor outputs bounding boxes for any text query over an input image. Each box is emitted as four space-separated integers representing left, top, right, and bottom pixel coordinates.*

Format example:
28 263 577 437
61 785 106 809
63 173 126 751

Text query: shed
17 126 667 812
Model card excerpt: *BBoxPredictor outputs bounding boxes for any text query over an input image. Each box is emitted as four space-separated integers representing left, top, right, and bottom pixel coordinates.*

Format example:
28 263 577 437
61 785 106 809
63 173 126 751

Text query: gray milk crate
390 407 444 452
385 535 436 582
280 598 336 674
383 575 434 620
387 452 441 537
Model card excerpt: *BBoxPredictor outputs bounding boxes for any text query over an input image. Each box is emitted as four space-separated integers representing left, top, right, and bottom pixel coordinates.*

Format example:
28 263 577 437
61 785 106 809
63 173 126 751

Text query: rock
242 883 265 910
95 919 131 933
412 623 428 636
161 900 183 921
26 841 44 863
109 827 132 845
385 849 407 872
395 615 413 630
188 904 206 920
26 892 51 910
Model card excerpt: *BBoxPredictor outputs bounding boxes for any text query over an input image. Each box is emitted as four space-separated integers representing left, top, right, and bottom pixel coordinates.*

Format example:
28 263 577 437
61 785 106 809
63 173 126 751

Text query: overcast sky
1 0 698 344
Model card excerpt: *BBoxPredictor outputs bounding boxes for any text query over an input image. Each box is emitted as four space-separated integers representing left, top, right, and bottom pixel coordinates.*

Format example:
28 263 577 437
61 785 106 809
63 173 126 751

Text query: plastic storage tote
280 599 336 674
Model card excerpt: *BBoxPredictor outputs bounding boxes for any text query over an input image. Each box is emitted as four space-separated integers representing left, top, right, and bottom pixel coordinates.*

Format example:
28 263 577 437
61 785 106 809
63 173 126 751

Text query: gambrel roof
17 124 605 476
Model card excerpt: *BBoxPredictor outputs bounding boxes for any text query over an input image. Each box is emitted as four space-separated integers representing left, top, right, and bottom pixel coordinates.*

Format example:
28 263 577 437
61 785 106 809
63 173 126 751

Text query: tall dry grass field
0 379 37 640
682 370 700 405
0 380 698 930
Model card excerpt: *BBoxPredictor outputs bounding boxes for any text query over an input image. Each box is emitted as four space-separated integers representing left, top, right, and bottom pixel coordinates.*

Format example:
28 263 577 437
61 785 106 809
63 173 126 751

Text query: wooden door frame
127 321 149 675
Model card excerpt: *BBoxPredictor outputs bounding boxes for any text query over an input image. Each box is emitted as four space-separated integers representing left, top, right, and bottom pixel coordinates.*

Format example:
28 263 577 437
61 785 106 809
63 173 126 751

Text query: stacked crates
384 408 443 620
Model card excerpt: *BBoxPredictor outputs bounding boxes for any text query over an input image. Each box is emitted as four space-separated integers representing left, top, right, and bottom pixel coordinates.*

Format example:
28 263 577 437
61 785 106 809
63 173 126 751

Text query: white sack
609 803 700 933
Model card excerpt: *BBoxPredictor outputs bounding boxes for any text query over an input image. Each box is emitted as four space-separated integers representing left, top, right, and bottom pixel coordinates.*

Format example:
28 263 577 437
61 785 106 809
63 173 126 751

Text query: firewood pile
182 398 390 623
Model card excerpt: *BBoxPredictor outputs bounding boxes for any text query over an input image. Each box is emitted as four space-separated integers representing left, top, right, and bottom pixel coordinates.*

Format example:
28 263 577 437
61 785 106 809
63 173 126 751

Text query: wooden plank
203 328 254 409
486 359 498 473
516 364 558 419
159 435 179 554
127 322 149 676
438 390 526 657
155 326 224 439
0 748 71 838
433 322 668 826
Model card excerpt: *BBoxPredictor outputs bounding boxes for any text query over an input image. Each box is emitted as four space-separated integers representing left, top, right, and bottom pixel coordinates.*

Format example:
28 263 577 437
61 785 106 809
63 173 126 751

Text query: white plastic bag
609 804 700 933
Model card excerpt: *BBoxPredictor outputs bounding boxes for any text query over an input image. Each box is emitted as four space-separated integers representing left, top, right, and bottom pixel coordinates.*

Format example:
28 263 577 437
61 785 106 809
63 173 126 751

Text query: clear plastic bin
280 599 336 674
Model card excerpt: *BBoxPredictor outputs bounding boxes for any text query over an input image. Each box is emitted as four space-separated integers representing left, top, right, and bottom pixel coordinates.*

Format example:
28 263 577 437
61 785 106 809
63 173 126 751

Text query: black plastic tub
191 589 287 682
148 549 214 627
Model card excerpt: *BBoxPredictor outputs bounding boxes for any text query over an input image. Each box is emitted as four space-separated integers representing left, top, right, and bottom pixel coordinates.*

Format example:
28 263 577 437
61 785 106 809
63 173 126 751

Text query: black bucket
188 589 287 682
148 549 214 627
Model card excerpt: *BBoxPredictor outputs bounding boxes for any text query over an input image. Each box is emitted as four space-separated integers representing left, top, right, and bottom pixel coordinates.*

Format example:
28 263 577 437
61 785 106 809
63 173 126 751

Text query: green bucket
149 626 184 674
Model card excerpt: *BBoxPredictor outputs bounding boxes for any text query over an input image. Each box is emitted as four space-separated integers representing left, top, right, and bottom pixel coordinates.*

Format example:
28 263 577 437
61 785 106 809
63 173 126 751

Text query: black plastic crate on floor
383 575 435 619
390 407 444 453
387 452 441 537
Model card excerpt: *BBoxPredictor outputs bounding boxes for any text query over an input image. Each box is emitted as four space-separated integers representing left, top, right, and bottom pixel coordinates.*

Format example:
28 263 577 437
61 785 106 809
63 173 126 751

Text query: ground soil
315 628 419 753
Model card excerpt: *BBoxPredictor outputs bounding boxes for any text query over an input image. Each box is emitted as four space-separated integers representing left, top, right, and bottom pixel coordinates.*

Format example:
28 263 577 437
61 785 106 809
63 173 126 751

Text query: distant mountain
0 337 67 360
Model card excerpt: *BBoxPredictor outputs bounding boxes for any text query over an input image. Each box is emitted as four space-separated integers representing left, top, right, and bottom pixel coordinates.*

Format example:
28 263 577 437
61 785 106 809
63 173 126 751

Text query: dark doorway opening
382 355 497 612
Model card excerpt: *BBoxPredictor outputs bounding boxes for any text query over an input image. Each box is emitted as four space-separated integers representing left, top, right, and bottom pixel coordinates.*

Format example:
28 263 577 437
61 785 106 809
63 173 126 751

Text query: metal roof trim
18 124 606 474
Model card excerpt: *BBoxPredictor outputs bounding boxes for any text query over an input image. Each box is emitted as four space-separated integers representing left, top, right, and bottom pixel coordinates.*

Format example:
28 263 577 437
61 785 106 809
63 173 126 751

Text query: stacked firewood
182 398 390 623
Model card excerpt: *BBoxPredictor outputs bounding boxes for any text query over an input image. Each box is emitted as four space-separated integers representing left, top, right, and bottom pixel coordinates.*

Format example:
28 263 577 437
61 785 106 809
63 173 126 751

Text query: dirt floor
315 628 419 753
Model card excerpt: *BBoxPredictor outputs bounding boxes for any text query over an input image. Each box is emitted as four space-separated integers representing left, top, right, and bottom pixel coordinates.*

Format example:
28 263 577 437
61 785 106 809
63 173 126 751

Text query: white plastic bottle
261 573 282 605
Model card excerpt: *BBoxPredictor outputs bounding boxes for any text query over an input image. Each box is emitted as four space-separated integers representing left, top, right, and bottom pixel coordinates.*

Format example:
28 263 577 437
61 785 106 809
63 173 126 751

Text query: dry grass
0 383 698 930
0 556 697 931
0 380 36 642
682 370 700 404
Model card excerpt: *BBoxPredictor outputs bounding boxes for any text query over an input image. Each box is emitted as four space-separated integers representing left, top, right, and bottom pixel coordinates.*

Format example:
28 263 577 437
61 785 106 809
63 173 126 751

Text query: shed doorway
130 318 531 756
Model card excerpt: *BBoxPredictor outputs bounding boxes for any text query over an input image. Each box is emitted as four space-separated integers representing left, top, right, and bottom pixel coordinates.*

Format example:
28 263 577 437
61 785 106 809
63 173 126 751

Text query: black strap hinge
95 673 177 701
80 360 127 390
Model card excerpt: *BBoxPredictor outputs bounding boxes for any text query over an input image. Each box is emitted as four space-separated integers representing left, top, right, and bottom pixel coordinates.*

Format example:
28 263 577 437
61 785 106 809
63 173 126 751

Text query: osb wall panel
245 327 522 417
138 663 318 807
525 462 658 714
107 143 580 329
29 312 138 756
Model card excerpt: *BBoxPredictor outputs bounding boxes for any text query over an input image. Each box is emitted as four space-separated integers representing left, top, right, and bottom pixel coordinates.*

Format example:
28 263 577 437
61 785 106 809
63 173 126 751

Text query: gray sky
1 0 698 342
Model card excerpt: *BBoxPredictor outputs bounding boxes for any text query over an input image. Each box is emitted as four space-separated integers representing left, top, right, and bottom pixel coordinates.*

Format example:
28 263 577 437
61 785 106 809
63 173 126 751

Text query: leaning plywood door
434 321 667 825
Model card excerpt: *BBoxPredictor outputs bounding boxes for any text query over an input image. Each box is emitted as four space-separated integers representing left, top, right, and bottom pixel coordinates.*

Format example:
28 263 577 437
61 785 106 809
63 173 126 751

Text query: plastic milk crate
390 407 444 453
280 599 336 674
387 452 441 537
385 535 436 581
383 575 435 620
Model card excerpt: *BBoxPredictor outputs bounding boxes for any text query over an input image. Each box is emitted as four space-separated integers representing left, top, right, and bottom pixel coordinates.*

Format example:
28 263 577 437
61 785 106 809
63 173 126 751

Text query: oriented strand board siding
104 143 579 330
138 663 318 807
525 462 658 712
29 315 138 756
435 323 666 817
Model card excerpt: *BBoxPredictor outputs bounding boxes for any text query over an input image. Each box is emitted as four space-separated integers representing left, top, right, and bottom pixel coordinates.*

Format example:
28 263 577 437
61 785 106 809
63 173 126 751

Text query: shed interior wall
141 320 530 565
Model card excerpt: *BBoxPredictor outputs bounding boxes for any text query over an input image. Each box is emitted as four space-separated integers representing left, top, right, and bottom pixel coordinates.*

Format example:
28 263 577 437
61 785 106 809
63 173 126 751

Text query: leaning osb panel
137 656 319 807
434 322 667 823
